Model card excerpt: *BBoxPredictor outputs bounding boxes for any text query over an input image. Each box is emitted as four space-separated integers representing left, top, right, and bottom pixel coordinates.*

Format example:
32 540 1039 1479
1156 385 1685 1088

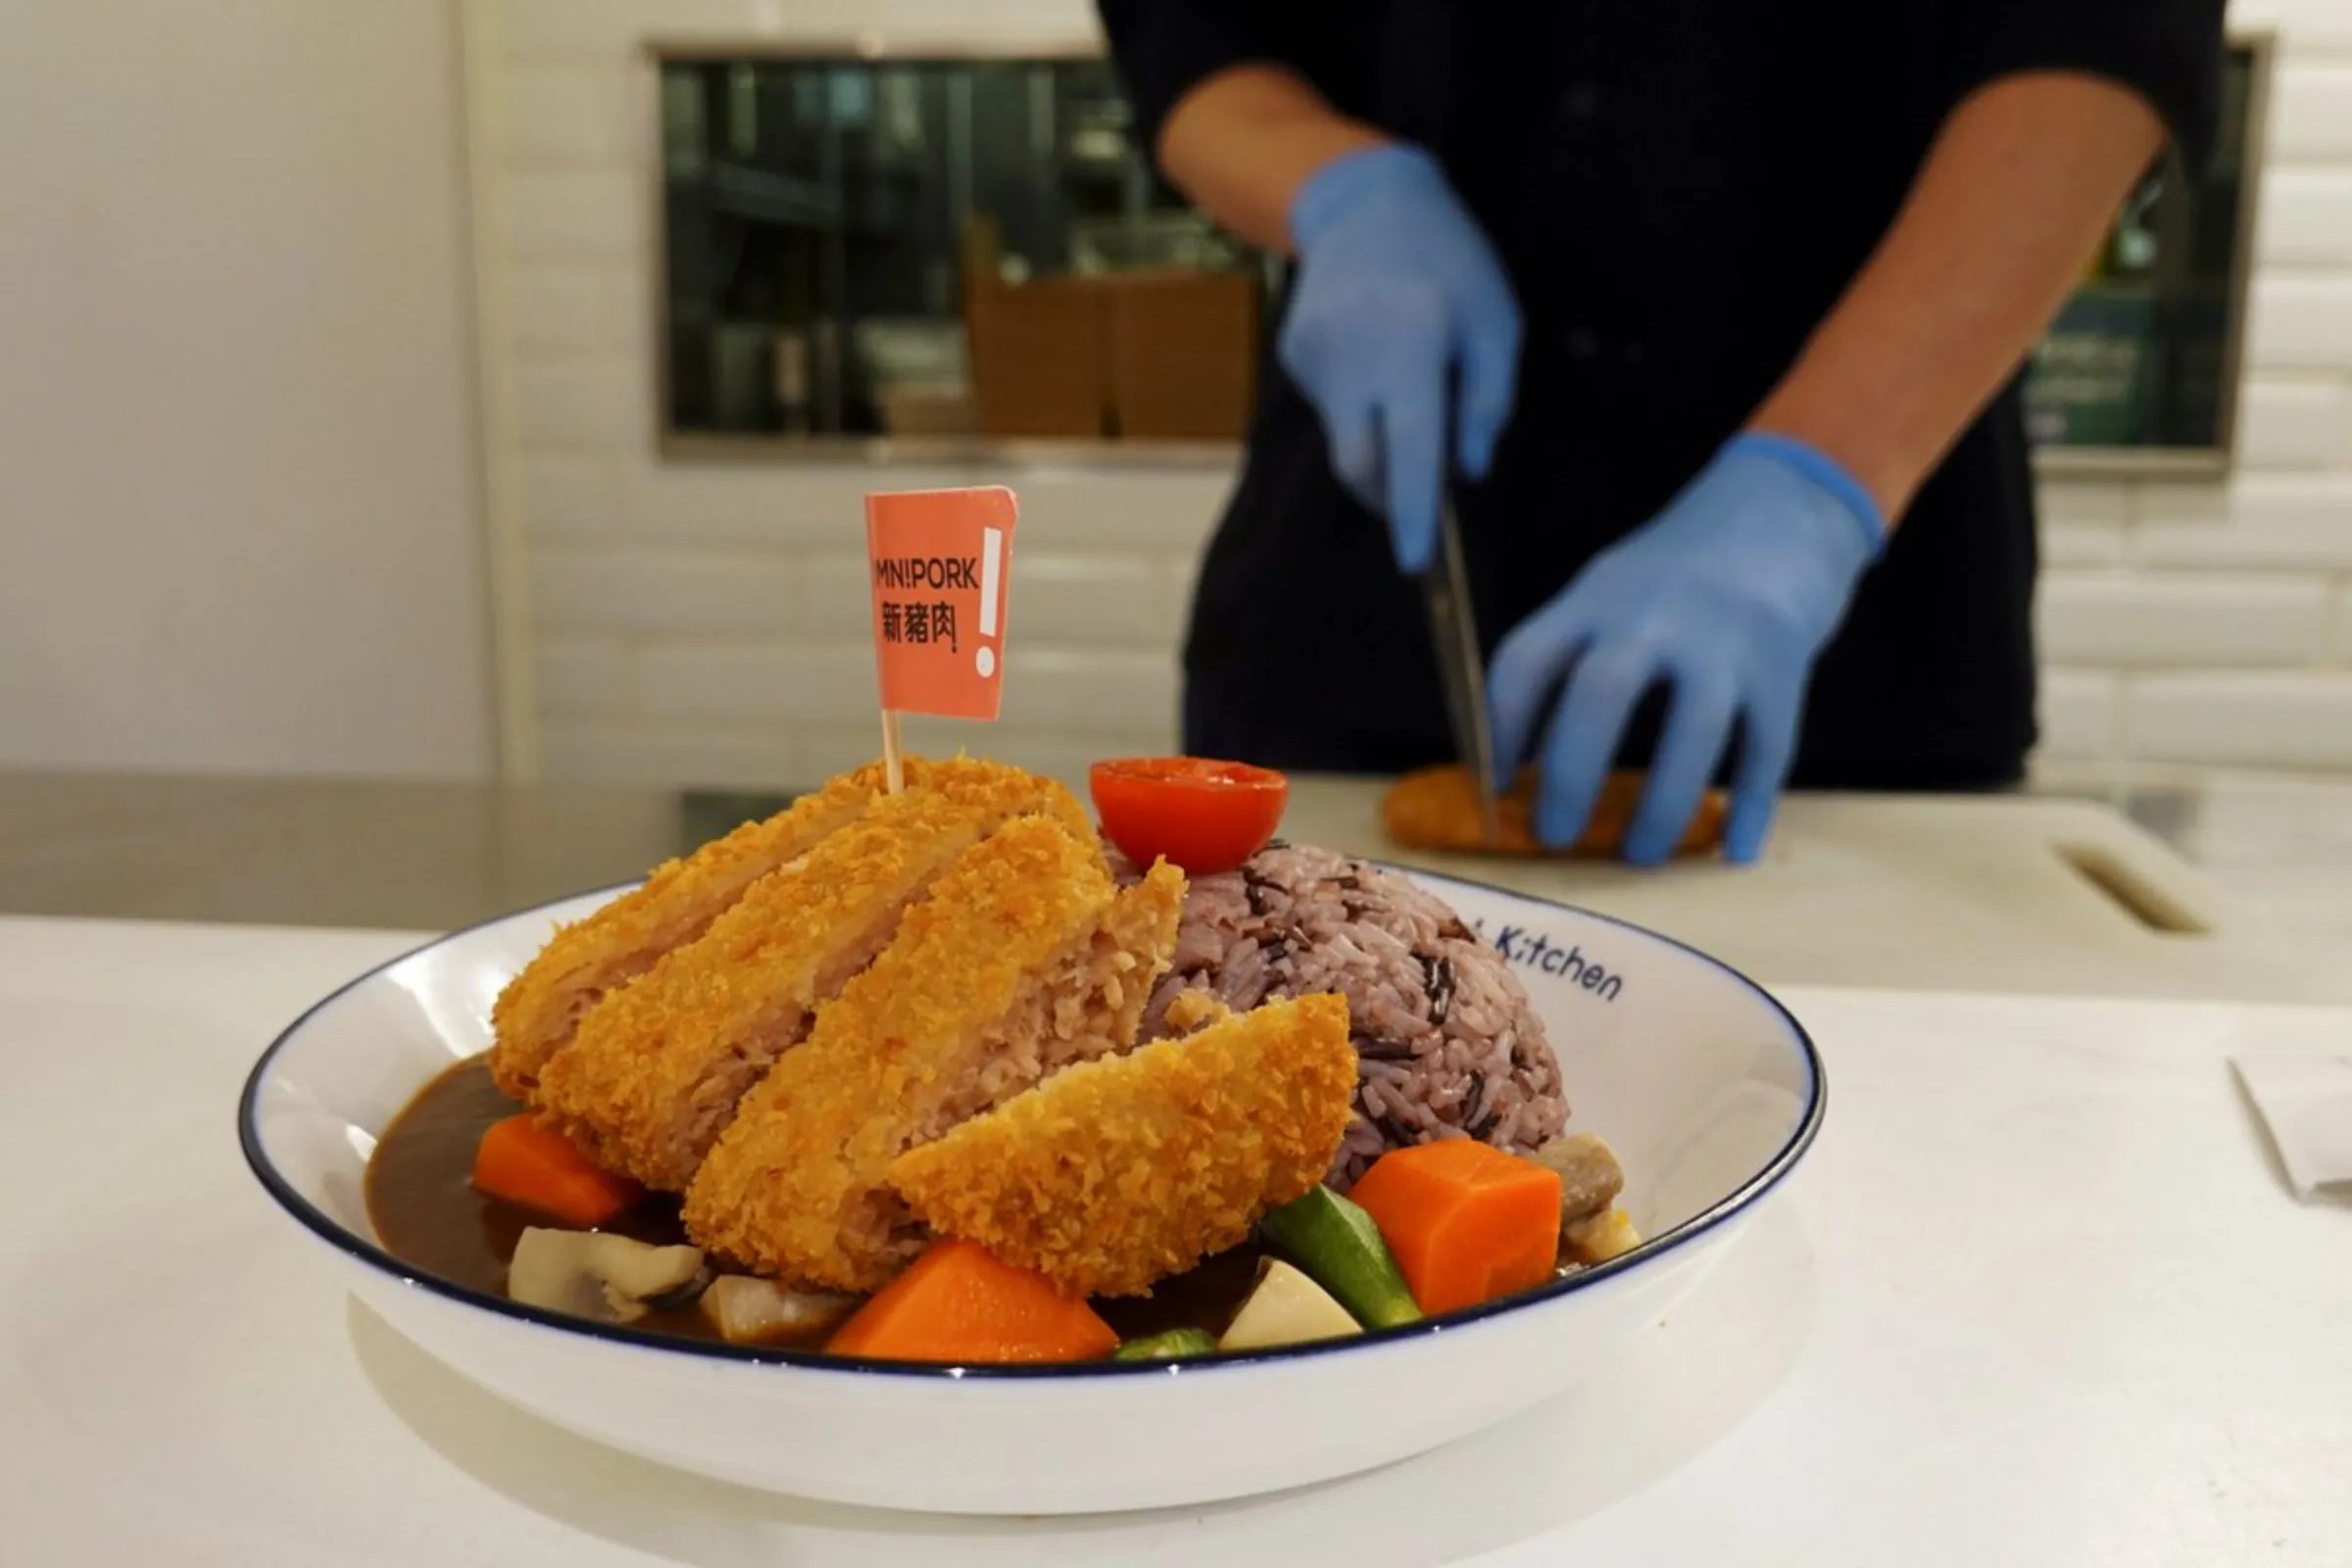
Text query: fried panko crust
486 762 882 1100
1160 990 1232 1035
888 993 1355 1298
684 820 1186 1291
533 764 1087 1192
1380 764 1727 859
488 756 1079 1102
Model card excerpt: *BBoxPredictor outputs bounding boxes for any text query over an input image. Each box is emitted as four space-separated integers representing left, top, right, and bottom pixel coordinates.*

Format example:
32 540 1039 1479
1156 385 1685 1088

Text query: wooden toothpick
881 710 905 795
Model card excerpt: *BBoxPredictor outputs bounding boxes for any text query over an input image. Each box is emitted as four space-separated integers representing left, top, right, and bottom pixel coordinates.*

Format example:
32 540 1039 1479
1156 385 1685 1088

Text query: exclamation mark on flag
976 524 1004 677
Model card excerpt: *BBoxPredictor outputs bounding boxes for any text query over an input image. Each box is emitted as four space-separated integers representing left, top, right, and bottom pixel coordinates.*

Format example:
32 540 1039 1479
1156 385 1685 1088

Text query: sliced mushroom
699 1276 862 1346
508 1227 707 1325
1531 1132 1625 1226
1218 1258 1361 1351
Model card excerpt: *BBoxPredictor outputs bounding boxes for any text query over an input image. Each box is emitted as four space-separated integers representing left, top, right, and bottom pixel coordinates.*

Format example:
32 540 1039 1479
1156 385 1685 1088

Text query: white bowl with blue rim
239 871 1822 1515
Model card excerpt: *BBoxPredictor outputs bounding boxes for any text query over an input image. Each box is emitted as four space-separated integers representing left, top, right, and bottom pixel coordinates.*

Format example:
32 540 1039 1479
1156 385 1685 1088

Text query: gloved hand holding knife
1280 143 1520 576
1281 141 1885 865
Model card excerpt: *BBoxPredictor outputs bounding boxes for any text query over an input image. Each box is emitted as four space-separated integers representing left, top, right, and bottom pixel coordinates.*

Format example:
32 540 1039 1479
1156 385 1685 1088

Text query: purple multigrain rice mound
1123 842 1567 1190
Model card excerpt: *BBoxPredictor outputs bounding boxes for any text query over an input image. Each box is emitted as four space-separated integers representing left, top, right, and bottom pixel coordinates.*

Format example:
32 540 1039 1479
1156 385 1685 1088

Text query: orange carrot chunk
826 1240 1119 1364
1348 1140 1563 1316
471 1113 645 1228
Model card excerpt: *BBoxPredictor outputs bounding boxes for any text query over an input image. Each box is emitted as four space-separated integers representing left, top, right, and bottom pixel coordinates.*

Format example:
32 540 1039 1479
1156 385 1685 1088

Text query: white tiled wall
470 0 2352 792
1 0 492 779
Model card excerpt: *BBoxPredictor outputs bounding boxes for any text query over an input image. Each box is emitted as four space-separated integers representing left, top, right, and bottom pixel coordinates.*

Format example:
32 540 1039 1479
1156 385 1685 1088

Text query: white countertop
4 915 2346 1566
1287 781 2345 1004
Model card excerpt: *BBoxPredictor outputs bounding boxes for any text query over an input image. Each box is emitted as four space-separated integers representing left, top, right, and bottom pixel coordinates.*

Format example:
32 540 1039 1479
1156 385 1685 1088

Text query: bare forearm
1750 72 2165 523
1155 65 1390 252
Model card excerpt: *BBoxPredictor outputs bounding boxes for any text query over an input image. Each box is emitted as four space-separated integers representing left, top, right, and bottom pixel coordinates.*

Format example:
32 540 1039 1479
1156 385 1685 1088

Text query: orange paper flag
865 486 1017 721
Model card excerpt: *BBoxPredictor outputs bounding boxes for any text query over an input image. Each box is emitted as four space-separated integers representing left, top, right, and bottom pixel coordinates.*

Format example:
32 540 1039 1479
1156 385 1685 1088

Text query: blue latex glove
1489 432 1886 866
1281 144 1521 573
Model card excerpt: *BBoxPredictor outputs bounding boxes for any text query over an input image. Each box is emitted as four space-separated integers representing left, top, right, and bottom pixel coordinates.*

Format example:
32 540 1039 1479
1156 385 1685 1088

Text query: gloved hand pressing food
1488 432 1886 866
1281 144 1521 573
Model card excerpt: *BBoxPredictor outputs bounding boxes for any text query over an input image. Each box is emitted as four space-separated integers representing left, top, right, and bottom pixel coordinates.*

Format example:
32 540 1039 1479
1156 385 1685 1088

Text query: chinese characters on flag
878 601 957 649
865 486 1017 721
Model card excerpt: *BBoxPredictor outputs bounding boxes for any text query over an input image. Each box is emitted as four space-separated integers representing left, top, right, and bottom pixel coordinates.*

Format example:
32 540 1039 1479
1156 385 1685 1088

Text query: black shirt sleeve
1096 0 1375 158
1944 0 2228 169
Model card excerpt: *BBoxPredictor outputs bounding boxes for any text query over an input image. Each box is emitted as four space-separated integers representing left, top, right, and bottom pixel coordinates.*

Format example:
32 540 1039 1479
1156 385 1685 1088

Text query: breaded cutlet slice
888 994 1355 1298
487 755 1053 1102
685 818 1187 1292
1382 764 1726 858
533 767 1092 1192
486 762 880 1100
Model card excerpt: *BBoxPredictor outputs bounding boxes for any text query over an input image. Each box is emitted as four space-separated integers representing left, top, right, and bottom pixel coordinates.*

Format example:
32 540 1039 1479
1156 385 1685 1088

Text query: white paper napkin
2232 1052 2352 1200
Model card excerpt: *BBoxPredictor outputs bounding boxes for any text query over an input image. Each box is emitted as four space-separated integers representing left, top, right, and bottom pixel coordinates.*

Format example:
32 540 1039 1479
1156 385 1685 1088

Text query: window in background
655 39 2267 473
658 53 1271 447
2026 39 2269 473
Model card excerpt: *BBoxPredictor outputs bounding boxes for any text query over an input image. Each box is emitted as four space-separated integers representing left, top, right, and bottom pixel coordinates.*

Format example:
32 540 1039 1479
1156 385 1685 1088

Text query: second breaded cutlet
685 817 1187 1292
532 763 1090 1193
888 993 1356 1297
486 761 881 1100
1382 764 1726 858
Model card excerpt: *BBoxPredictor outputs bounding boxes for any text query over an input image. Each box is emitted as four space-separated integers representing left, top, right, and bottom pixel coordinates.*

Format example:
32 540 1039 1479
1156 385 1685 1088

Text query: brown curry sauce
363 1054 1265 1351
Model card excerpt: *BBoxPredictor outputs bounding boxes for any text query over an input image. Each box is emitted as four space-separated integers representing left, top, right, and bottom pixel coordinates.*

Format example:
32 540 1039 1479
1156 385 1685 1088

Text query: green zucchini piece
1260 1185 1423 1329
1113 1326 1220 1361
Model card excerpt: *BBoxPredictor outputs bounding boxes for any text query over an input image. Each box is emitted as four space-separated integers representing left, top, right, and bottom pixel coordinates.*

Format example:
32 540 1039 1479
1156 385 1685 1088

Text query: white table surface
4 915 2347 1567
1288 783 2344 1004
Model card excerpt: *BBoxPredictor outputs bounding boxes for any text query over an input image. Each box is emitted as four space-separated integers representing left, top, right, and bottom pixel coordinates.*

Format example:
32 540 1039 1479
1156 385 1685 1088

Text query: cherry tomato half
1089 757 1289 876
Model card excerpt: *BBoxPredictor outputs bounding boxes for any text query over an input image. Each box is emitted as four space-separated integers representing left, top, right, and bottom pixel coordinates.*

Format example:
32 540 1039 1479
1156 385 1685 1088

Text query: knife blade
1420 485 1500 848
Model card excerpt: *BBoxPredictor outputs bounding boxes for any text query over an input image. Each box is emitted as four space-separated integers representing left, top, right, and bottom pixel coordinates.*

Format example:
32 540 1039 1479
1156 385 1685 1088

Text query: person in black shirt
1097 1 2224 862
